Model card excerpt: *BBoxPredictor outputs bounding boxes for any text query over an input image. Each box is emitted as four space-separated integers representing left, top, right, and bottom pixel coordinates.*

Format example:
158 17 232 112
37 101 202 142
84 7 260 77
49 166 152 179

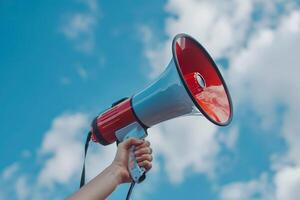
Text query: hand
111 138 153 183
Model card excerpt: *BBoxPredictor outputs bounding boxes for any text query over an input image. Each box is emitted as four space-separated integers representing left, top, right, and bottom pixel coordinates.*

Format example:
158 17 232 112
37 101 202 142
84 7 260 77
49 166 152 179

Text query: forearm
67 139 152 199
67 164 122 200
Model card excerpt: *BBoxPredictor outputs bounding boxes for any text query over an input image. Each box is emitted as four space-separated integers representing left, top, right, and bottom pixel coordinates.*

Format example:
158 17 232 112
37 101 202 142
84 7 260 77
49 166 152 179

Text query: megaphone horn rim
171 33 233 126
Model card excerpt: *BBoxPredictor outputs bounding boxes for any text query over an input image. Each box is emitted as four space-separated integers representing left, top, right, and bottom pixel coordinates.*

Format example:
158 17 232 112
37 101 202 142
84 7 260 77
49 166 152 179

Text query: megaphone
87 33 232 185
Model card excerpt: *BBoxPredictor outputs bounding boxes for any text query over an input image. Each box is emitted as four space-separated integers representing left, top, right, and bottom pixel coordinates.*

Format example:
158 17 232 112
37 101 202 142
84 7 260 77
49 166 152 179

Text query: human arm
67 138 153 200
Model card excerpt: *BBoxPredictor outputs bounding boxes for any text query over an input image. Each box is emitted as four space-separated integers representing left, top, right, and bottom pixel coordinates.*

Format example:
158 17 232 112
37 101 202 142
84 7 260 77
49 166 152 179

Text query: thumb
121 138 143 150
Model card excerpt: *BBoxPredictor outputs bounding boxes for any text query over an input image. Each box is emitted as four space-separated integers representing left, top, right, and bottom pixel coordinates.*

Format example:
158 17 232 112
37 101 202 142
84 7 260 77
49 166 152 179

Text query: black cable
126 182 136 200
79 131 92 188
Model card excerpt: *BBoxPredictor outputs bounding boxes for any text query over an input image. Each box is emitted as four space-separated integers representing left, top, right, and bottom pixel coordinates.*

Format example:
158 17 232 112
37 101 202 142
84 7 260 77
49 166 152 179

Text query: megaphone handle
115 122 148 183
128 145 146 183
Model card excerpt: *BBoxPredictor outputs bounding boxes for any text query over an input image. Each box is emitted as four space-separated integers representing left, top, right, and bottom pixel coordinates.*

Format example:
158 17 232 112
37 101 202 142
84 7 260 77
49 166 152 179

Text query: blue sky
1 0 300 199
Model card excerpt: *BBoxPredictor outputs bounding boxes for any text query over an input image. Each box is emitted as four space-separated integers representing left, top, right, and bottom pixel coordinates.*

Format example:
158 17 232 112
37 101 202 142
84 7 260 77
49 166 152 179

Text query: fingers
120 138 143 149
119 138 150 151
134 142 153 171
136 140 150 149
134 146 152 157
119 139 153 172
138 160 152 171
135 140 150 150
136 154 153 163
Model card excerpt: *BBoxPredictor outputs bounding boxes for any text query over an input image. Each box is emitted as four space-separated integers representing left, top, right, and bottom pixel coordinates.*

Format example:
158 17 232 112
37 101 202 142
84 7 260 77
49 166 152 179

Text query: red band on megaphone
91 98 138 145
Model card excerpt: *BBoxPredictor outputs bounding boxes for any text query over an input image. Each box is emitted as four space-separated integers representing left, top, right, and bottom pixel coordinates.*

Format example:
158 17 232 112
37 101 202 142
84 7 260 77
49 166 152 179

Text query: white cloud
84 142 116 182
37 112 117 187
38 113 89 187
61 0 99 53
274 166 300 200
164 0 251 57
0 112 119 199
148 116 219 183
15 176 30 200
229 9 300 163
139 25 171 78
2 163 19 180
220 9 300 200
62 13 95 40
141 0 297 79
218 126 239 150
77 65 88 79
220 166 300 200
220 173 273 200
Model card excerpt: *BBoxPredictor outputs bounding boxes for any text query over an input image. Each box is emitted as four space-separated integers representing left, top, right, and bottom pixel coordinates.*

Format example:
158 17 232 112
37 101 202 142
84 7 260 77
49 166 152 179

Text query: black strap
79 131 92 188
126 182 135 200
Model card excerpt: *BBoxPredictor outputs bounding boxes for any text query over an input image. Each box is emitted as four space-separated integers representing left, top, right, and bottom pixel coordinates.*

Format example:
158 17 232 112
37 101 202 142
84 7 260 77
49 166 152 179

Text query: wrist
108 163 126 185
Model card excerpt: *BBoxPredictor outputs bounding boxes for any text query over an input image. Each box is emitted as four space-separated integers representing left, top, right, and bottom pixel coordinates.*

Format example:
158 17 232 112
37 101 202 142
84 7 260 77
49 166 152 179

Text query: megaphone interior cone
173 34 233 125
